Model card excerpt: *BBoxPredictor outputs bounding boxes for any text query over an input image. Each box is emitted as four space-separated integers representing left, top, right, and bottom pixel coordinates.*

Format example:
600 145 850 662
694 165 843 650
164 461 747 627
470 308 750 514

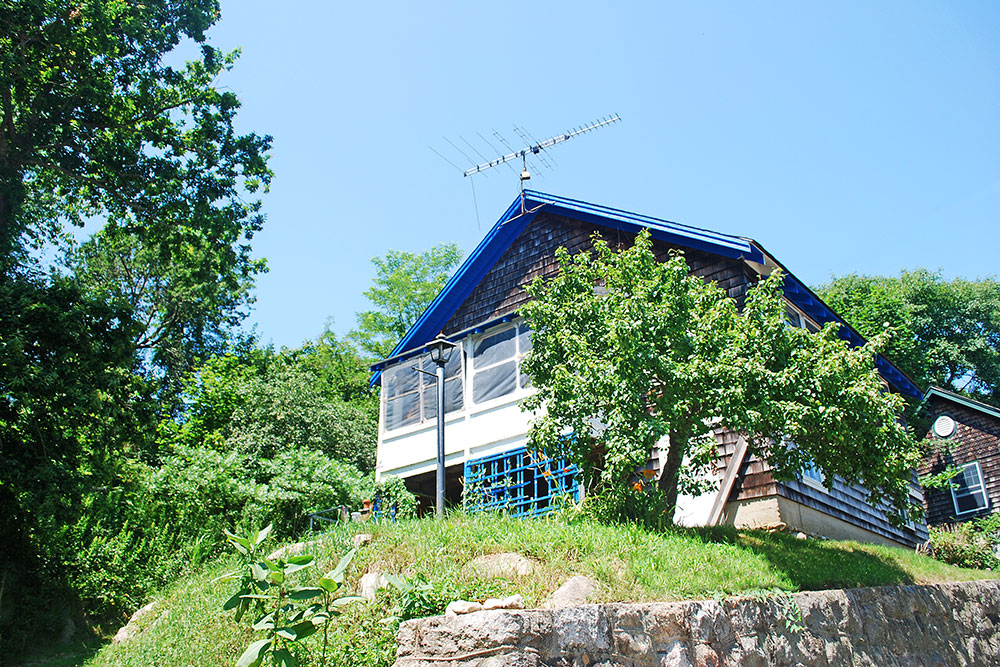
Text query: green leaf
273 648 298 667
288 587 323 600
332 595 364 607
239 594 275 600
235 639 271 667
254 524 273 548
383 572 407 592
225 530 252 554
251 612 275 631
234 599 249 623
276 621 317 641
224 588 250 611
213 570 241 583
318 576 341 593
250 563 269 582
284 555 314 574
329 548 356 584
268 570 285 585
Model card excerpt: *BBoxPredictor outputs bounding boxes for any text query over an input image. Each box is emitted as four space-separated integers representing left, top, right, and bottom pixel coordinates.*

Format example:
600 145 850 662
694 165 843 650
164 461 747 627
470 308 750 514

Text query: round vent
933 415 956 438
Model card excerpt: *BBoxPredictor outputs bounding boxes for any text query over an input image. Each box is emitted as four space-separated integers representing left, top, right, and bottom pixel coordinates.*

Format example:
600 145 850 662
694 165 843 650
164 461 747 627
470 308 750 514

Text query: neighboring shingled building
371 190 927 547
919 387 1000 525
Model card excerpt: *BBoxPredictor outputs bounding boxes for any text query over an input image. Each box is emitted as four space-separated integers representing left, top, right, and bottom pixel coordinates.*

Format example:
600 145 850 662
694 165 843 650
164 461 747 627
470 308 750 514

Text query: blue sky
204 1 998 350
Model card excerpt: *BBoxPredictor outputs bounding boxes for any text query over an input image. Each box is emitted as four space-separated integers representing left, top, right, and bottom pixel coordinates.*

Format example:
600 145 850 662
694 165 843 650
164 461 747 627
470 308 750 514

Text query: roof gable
369 190 923 400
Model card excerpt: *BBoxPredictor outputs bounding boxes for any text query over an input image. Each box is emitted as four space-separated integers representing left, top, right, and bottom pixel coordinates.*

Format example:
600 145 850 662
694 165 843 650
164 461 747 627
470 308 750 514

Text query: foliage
816 270 1000 406
160 351 377 473
382 573 450 622
222 525 362 667
351 244 462 359
927 515 1000 570
0 0 271 271
521 230 923 522
373 475 419 521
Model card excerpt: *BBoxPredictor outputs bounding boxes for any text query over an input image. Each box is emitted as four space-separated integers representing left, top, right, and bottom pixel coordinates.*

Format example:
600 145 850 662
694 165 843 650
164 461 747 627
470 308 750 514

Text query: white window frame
951 461 989 516
783 301 821 333
800 461 826 490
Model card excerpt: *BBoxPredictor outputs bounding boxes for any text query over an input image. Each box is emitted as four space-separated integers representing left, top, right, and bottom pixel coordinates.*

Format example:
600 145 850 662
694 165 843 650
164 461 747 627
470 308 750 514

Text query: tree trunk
656 427 688 524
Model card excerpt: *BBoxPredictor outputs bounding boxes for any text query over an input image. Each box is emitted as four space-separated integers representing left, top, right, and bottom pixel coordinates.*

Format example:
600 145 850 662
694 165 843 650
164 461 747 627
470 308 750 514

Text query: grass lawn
79 513 994 667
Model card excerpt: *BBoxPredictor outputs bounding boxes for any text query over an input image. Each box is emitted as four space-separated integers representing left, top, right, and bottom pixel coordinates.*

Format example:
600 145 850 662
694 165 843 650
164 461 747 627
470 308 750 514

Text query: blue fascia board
522 190 764 264
369 197 539 386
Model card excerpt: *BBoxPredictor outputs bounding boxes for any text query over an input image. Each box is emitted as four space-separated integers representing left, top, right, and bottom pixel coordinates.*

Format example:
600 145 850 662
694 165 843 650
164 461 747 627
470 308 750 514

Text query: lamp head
427 333 455 366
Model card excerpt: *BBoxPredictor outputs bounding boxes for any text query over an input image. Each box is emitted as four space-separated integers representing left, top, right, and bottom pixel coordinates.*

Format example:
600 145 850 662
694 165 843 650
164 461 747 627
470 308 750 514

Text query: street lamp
425 334 456 518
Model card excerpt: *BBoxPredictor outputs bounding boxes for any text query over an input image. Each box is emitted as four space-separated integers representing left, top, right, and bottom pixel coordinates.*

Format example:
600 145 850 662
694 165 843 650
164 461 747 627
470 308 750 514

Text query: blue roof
369 190 923 401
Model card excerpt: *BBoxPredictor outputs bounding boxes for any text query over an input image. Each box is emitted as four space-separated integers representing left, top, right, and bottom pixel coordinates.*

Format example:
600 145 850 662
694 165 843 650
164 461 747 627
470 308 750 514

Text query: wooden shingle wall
919 395 1000 525
443 213 756 335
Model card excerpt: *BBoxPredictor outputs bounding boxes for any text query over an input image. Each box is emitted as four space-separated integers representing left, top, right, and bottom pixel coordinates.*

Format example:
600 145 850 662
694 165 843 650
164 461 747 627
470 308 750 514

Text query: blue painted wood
464 446 580 517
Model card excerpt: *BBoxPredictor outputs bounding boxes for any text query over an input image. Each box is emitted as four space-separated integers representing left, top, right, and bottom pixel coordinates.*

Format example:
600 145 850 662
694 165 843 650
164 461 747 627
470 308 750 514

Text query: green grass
78 513 994 667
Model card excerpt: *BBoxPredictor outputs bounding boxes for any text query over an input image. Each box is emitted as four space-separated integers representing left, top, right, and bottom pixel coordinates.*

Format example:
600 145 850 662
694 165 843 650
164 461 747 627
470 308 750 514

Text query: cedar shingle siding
443 213 755 335
919 395 1000 525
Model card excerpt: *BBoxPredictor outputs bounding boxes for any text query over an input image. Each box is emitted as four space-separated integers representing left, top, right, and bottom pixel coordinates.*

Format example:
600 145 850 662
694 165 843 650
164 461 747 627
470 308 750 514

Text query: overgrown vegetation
85 513 995 667
927 515 1000 570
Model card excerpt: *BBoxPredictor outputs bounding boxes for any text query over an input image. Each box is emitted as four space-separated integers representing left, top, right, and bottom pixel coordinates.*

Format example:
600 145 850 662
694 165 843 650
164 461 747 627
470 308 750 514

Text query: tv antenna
432 114 622 215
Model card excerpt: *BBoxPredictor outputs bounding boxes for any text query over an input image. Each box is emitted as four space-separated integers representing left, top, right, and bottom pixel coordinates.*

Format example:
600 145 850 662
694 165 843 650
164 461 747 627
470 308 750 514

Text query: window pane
445 376 463 413
474 361 516 403
444 345 462 379
475 327 516 368
784 305 801 328
517 324 532 353
956 490 986 514
384 362 418 398
804 320 820 334
420 355 435 387
386 392 419 430
957 465 981 492
419 376 464 420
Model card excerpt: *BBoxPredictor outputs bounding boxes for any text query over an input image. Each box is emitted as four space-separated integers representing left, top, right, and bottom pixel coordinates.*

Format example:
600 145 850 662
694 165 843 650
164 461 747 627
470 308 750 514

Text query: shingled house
371 191 927 547
919 387 1000 525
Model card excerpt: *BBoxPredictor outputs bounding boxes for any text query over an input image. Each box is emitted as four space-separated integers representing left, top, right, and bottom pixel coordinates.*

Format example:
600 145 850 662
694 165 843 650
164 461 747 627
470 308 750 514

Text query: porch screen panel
384 362 420 430
473 326 517 403
419 350 464 419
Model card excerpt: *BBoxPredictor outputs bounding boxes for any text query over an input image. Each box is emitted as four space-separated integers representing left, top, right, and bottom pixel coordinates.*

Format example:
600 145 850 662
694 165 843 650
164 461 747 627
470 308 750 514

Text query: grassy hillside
80 514 994 667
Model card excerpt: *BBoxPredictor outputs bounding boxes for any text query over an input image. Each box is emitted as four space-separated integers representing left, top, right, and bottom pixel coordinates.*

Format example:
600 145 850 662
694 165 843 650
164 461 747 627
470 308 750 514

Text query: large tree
0 1 271 649
521 231 923 521
351 243 462 359
1 0 271 368
816 270 1000 407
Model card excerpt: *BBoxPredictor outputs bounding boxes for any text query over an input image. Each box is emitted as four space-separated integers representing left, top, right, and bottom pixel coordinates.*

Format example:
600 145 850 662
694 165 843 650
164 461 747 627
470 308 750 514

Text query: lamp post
425 334 456 518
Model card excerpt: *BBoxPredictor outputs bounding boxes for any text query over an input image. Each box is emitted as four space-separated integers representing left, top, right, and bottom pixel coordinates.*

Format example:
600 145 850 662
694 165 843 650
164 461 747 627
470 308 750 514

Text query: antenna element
463 114 621 177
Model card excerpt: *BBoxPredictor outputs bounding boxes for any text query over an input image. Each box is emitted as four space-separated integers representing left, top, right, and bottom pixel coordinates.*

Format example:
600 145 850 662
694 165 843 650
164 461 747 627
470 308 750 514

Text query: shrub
928 515 1000 569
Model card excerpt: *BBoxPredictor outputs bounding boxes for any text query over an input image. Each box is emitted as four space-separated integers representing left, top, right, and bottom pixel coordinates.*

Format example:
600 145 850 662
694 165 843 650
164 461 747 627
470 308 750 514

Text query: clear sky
203 1 998 350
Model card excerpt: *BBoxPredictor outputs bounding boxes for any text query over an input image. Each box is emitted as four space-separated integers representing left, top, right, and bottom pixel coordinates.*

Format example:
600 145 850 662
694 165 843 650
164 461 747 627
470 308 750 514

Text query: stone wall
394 579 1000 666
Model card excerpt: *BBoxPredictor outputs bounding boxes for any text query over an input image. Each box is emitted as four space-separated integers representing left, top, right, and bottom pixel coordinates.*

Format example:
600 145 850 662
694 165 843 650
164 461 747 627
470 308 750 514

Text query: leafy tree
351 243 462 359
521 230 923 522
0 0 271 273
817 270 1000 406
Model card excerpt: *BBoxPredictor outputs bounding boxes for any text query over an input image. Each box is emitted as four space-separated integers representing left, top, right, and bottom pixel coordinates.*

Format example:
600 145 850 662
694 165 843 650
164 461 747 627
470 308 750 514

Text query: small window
951 461 988 516
801 461 825 488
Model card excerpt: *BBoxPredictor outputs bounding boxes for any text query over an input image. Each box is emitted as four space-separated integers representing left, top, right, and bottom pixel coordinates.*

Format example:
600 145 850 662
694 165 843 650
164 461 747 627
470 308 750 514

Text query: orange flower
633 481 644 492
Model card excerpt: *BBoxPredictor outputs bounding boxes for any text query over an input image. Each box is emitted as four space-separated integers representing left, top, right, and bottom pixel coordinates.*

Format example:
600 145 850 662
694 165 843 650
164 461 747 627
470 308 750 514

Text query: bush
928 515 1000 570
